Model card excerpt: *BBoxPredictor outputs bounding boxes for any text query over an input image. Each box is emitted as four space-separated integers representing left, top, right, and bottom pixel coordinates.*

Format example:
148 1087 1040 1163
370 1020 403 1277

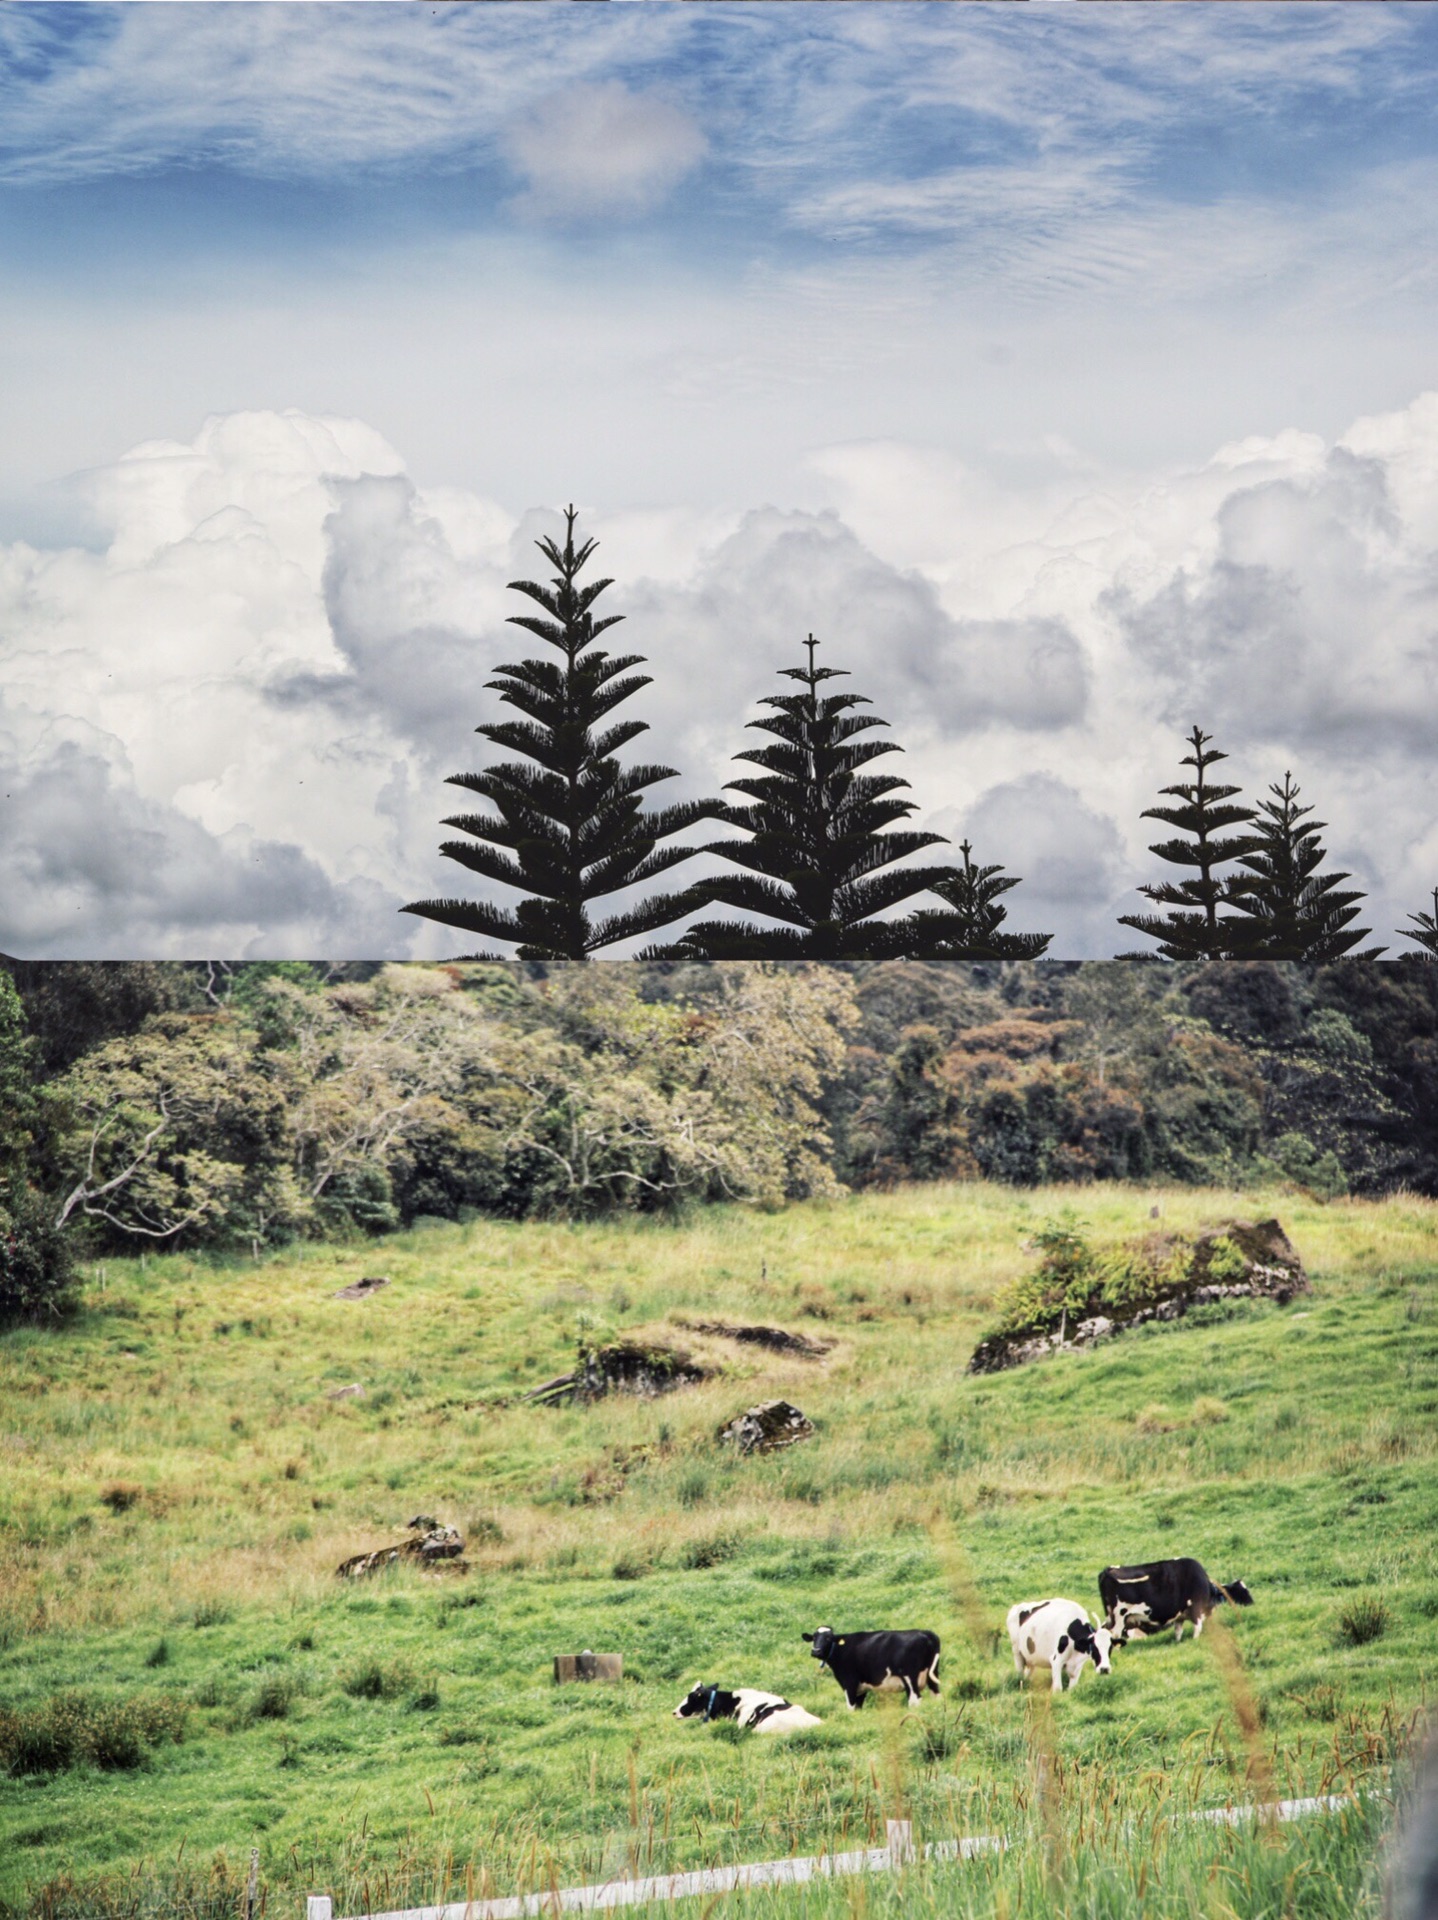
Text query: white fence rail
306 1795 1354 1920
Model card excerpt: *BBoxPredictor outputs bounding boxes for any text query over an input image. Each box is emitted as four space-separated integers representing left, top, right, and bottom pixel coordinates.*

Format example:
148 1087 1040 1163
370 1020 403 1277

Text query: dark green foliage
903 841 1051 960
2 964 202 1078
1228 773 1383 960
403 509 717 958
0 1183 77 1324
0 1694 186 1776
1402 886 1438 959
315 1164 400 1238
664 637 950 959
1117 727 1256 959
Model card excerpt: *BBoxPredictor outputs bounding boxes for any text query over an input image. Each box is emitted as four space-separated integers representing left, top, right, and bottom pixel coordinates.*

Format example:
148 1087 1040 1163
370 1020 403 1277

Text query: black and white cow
1006 1599 1114 1692
1098 1558 1254 1643
802 1628 941 1709
672 1685 821 1733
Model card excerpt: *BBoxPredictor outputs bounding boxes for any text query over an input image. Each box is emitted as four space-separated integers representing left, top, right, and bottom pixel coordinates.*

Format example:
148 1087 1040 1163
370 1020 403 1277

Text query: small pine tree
1401 887 1438 960
1227 772 1385 960
1117 726 1256 959
661 636 951 959
403 508 717 959
903 841 1052 959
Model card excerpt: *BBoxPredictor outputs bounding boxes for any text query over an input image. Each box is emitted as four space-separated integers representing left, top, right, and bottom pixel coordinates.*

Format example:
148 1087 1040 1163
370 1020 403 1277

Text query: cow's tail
927 1650 940 1695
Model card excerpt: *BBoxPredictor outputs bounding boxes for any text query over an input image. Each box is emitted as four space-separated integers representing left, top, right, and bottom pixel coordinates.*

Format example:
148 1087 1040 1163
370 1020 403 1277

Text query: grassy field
1 1182 1435 1918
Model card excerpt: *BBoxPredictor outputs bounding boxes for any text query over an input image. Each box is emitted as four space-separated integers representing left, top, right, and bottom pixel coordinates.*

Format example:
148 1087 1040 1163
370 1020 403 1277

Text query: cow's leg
1050 1656 1065 1693
1013 1648 1028 1677
1193 1610 1207 1638
1173 1620 1185 1643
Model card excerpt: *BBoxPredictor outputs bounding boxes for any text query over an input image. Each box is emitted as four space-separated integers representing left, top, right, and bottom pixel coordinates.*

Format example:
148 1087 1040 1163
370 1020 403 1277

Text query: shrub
342 1660 414 1700
680 1531 742 1570
100 1483 143 1514
1336 1597 1389 1647
0 1692 187 1775
249 1674 300 1720
0 1184 78 1323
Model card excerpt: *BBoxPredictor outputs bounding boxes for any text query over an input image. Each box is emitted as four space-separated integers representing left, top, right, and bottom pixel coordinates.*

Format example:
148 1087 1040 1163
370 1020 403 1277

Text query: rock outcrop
717 1399 815 1455
968 1218 1308 1375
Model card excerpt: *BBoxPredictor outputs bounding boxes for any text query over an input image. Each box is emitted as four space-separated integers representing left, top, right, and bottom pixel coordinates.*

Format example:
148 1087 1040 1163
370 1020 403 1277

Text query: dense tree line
403 512 1434 962
2 956 1434 1318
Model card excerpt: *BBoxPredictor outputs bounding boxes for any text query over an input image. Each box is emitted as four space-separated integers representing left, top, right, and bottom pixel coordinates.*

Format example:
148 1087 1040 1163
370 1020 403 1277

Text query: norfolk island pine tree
1402 886 1438 959
1117 725 1256 959
902 839 1052 959
402 508 721 959
1225 771 1385 960
651 636 953 959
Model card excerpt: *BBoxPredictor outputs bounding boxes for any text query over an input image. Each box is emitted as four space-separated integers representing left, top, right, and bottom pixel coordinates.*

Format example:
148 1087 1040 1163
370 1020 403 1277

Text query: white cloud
3 395 1438 959
502 82 705 220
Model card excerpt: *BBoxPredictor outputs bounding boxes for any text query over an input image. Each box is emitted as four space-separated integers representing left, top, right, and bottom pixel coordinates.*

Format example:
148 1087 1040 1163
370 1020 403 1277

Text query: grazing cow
672 1685 821 1733
1006 1598 1114 1693
802 1627 941 1709
1098 1558 1254 1643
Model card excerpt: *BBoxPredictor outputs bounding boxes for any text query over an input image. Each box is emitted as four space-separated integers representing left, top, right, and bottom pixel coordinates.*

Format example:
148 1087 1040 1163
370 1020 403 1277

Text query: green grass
1 1183 1435 1916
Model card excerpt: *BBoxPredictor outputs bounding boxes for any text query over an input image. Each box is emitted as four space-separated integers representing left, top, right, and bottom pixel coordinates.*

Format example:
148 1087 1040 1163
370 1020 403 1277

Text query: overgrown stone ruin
523 1340 712 1406
674 1318 831 1358
967 1218 1309 1375
334 1515 467 1579
717 1399 815 1455
333 1275 389 1301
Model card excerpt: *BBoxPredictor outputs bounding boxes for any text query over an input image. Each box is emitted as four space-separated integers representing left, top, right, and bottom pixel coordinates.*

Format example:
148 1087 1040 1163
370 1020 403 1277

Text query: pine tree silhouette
1117 726 1256 959
1227 772 1384 960
402 508 717 959
903 841 1052 959
1402 887 1438 960
658 636 950 959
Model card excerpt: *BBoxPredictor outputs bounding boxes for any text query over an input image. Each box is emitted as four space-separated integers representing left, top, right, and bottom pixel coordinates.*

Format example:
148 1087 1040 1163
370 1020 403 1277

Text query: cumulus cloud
0 732 398 959
927 776 1130 957
1114 439 1438 759
502 82 705 220
4 396 1438 958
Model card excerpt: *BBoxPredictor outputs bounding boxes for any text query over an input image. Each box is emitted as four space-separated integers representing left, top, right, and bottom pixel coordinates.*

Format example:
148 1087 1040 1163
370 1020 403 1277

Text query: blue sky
1 3 1437 957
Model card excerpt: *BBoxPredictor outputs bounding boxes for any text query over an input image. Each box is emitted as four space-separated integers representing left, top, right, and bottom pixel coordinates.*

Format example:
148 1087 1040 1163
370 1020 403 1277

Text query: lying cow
1098 1557 1254 1643
1006 1598 1114 1692
673 1685 821 1733
802 1627 941 1709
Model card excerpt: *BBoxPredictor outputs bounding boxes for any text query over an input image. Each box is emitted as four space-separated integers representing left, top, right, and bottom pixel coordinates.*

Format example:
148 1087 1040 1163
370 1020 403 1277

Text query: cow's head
803 1627 835 1662
1067 1619 1113 1675
1225 1579 1255 1608
674 1685 726 1721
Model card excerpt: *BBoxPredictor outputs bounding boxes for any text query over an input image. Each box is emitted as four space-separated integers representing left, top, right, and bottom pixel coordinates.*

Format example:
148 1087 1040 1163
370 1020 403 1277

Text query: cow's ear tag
838 1638 846 1646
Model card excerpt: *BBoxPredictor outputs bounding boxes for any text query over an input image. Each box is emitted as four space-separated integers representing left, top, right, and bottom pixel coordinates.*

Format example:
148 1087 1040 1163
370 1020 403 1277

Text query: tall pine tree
1227 772 1384 960
660 637 951 959
903 841 1052 959
403 508 718 959
1402 887 1438 960
1117 726 1255 959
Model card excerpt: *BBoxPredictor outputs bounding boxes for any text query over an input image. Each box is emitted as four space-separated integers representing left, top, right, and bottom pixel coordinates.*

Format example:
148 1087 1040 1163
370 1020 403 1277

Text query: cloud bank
3 396 1437 958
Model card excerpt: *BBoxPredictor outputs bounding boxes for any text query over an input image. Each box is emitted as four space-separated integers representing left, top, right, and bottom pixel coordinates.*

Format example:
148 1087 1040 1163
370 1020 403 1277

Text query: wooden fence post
306 1898 333 1920
244 1848 260 1920
886 1819 914 1865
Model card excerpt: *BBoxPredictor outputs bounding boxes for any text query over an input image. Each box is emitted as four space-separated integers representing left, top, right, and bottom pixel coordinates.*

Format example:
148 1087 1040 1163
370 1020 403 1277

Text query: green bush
342 1660 414 1701
0 1692 187 1775
1336 1596 1389 1647
0 1183 77 1323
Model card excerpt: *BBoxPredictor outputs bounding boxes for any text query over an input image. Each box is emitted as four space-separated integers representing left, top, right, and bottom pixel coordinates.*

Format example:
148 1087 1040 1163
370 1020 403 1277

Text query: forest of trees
2 955 1435 1321
403 512 1437 964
